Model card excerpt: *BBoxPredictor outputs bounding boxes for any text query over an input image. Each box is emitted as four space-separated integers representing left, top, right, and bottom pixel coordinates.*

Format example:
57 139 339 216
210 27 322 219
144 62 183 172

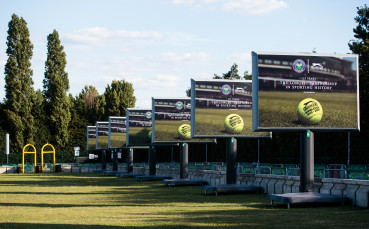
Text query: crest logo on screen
221 84 232 95
175 101 184 110
293 59 306 73
145 112 152 119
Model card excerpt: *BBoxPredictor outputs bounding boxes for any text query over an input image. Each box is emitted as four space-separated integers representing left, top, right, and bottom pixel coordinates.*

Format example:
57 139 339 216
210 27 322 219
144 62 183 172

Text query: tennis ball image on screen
178 124 191 140
224 114 244 134
148 130 152 139
297 98 323 124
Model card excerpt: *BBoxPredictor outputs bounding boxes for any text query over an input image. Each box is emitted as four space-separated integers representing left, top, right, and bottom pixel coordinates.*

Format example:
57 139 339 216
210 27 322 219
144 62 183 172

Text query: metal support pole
205 144 208 162
149 146 156 175
5 134 9 164
170 146 173 163
180 143 189 179
127 148 133 173
101 150 106 171
257 138 260 167
226 138 237 184
112 149 118 171
347 132 351 166
300 130 314 192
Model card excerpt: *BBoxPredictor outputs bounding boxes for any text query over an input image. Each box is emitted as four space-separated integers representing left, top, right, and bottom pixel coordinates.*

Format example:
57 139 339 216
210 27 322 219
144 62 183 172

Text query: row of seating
152 162 369 180
9 162 369 180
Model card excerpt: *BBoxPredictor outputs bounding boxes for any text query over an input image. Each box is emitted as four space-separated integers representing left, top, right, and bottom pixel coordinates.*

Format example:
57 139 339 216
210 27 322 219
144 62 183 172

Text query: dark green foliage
32 89 50 150
43 30 71 150
68 94 88 152
348 5 369 164
103 79 136 119
213 63 250 80
78 85 100 125
4 14 35 156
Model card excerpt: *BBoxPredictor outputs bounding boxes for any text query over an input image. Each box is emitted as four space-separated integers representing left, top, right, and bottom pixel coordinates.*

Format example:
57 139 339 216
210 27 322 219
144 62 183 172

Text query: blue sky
0 0 366 108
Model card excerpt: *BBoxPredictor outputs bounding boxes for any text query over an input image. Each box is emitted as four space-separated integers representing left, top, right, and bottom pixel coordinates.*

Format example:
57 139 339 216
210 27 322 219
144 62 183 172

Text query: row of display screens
87 52 360 149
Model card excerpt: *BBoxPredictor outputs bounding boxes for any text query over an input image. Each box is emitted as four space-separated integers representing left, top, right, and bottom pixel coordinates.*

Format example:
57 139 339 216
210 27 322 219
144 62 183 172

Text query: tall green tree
348 4 369 162
32 89 49 150
349 5 369 78
103 79 136 119
0 102 6 163
213 63 250 80
4 14 35 154
43 30 71 150
243 70 252 80
68 94 88 151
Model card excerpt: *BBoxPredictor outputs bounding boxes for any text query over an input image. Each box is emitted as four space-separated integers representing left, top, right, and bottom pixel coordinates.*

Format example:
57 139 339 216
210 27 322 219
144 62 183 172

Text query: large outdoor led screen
252 52 360 131
152 97 215 143
191 79 271 138
126 108 152 146
96 121 109 149
87 126 96 150
108 116 127 148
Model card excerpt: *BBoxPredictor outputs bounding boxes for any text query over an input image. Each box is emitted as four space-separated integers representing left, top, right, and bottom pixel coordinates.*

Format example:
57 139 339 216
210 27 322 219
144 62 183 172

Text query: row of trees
0 14 136 163
1 5 368 165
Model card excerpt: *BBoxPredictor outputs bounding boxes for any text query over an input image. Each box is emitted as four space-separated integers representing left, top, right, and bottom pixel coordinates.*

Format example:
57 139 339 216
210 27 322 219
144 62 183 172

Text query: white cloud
171 0 219 5
170 0 287 14
222 0 288 15
123 74 180 89
228 53 251 62
171 0 196 5
158 52 212 64
63 27 163 45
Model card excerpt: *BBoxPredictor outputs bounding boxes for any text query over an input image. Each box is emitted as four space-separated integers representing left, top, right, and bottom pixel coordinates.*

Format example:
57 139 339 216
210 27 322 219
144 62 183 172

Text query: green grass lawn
87 138 96 150
128 127 151 145
0 174 368 228
110 132 126 148
154 120 190 142
258 91 358 128
195 108 269 137
154 120 210 142
97 136 109 149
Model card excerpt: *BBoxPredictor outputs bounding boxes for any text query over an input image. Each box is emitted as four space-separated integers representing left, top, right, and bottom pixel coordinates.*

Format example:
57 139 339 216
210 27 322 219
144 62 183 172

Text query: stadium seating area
2 162 369 180
187 162 369 180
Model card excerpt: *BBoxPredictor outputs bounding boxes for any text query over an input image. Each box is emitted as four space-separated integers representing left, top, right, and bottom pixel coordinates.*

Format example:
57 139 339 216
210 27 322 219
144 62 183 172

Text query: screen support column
112 149 118 171
226 138 237 184
127 148 133 173
149 146 156 175
102 150 106 171
300 130 314 192
180 143 189 179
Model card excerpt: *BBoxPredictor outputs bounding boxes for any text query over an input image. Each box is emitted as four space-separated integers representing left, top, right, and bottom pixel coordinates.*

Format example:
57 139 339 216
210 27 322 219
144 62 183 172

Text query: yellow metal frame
41 143 56 173
22 144 37 174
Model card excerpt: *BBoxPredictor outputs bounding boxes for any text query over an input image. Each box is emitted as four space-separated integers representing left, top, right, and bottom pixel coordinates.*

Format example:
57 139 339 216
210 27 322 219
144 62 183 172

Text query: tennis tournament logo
293 59 306 73
221 84 232 95
175 101 184 110
145 112 152 119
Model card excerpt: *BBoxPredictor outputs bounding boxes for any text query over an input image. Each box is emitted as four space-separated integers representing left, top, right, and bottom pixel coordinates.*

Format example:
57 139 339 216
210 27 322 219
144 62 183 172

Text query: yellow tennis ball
178 124 191 140
224 114 244 134
297 98 323 124
148 130 152 139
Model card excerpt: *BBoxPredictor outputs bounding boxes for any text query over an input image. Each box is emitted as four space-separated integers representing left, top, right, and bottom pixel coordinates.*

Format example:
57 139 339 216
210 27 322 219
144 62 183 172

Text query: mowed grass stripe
0 174 368 228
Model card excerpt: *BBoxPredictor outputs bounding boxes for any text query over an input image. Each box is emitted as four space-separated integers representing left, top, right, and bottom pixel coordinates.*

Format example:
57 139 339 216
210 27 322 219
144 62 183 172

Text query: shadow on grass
0 223 237 229
1 223 122 229
0 173 122 187
2 174 369 228
0 191 102 195
0 202 123 208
